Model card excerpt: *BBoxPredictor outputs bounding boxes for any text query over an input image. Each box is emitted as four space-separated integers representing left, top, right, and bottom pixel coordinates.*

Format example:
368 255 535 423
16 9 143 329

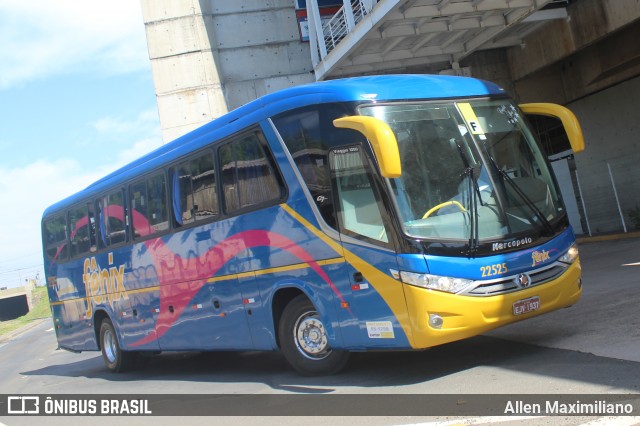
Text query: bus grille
462 262 569 296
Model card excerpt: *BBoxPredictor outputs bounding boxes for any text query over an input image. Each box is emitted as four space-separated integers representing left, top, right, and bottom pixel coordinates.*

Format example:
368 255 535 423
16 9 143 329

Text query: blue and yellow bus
42 75 584 375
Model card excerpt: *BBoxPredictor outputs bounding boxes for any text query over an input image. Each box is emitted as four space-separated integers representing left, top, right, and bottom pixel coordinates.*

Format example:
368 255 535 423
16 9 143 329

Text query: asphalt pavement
0 236 639 426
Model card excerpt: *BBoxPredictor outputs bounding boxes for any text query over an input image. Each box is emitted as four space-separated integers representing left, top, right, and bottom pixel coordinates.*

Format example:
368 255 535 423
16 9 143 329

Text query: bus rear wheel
99 318 137 373
278 295 349 375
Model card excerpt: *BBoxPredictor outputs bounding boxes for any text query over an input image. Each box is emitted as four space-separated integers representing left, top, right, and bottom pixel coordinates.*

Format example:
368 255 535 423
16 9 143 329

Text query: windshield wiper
500 170 554 235
462 167 480 255
483 150 554 236
452 138 481 255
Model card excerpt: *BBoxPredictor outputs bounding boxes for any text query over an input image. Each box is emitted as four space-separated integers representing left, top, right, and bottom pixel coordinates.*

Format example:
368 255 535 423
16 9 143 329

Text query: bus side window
147 174 169 234
131 174 169 238
272 103 361 230
87 202 97 252
171 151 218 227
44 215 68 262
190 153 218 221
68 204 92 257
330 146 389 243
98 190 128 247
130 180 150 238
219 132 282 214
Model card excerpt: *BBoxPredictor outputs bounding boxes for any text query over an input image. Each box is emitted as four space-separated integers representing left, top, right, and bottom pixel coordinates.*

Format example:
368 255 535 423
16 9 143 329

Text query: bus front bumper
403 259 582 349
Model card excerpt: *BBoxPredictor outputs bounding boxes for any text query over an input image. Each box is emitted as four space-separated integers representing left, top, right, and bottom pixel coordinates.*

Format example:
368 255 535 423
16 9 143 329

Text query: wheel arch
270 280 339 349
271 287 305 349
275 291 350 375
92 309 112 350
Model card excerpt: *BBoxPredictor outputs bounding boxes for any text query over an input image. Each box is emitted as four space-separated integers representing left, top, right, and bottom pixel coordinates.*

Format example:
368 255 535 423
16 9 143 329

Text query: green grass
0 286 52 338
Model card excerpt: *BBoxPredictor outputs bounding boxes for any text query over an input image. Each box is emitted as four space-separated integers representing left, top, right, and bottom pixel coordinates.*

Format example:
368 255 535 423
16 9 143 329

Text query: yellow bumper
403 259 582 349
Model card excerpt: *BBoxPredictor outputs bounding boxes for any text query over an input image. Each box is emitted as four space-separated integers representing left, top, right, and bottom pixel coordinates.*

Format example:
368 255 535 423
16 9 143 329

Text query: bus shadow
20 335 640 393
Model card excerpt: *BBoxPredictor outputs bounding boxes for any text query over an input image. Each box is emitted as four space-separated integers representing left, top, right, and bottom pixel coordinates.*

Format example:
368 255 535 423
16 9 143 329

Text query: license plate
513 296 540 316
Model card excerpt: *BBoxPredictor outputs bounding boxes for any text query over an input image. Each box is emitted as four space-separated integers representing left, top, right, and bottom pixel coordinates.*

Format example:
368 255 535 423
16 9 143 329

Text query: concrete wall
460 49 517 99
463 0 640 105
203 0 315 109
206 1 314 110
508 0 640 83
569 76 640 234
510 21 640 106
141 0 315 143
503 0 640 105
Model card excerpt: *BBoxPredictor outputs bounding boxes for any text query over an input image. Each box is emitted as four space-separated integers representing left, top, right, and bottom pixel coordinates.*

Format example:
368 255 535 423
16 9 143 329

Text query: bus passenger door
328 145 411 349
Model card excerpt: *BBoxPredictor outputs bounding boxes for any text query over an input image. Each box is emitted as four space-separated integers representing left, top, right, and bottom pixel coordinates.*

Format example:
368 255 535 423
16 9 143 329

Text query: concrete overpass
306 0 569 80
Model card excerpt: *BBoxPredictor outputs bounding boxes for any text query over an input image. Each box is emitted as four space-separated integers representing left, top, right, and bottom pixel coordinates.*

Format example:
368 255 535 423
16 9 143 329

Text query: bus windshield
359 99 564 243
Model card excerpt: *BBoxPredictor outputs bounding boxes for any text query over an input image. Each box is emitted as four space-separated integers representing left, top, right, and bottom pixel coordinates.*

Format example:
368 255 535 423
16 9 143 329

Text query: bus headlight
399 271 474 294
559 243 579 264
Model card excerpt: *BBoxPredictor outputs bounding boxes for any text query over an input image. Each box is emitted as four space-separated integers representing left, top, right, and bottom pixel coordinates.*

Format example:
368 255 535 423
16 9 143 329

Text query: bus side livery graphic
130 226 352 347
50 206 355 329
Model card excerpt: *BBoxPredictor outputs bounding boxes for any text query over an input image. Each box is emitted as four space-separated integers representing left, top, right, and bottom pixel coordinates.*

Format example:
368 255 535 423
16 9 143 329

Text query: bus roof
43 74 505 217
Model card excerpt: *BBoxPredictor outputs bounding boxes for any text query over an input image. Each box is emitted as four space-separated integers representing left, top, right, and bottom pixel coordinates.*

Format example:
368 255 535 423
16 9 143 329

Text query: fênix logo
531 249 551 267
7 396 39 414
82 253 128 316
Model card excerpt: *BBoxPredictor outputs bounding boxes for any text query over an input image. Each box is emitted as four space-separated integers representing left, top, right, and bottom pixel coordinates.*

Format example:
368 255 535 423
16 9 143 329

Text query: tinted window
171 152 218 226
131 174 169 238
68 204 96 257
219 133 283 213
98 190 127 247
147 174 168 234
272 103 361 229
129 175 169 238
44 215 68 261
130 180 148 238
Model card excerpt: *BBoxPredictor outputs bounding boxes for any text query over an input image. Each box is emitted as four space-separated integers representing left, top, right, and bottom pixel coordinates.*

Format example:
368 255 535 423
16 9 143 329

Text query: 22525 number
480 263 508 278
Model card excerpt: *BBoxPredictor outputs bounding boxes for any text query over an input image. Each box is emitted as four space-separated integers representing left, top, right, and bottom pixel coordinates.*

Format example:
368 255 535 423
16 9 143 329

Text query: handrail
314 0 379 59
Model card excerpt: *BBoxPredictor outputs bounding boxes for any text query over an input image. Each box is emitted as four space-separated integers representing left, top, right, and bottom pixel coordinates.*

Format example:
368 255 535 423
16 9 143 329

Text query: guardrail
309 0 379 65
323 0 372 52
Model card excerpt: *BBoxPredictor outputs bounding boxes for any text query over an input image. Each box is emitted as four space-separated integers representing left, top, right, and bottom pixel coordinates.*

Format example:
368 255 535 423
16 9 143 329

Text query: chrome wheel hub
103 329 118 364
294 312 330 360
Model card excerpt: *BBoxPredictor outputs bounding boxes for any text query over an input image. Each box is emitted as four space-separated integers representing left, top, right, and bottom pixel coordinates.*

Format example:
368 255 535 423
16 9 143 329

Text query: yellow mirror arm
519 103 585 153
333 116 402 178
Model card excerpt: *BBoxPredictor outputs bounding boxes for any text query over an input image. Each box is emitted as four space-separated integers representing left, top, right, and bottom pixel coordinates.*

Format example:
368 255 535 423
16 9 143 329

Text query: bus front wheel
99 318 137 373
278 295 349 375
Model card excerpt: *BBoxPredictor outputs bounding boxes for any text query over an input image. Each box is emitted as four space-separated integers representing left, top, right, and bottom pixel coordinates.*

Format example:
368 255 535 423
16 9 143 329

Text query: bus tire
278 295 349 375
99 318 137 373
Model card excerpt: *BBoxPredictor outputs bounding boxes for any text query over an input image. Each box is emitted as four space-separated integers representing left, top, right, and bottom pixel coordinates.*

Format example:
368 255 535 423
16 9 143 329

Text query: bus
42 74 584 375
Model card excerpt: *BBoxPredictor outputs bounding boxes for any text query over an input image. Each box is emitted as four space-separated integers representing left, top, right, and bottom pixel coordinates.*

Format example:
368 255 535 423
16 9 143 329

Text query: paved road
488 236 640 363
1 238 639 425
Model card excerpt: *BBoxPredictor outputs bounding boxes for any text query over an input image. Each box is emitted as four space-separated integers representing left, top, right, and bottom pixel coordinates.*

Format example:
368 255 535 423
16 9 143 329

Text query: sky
0 0 162 288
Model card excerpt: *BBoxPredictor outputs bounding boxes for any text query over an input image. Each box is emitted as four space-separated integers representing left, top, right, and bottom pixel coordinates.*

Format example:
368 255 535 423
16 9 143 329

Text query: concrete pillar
141 0 315 143
141 0 228 143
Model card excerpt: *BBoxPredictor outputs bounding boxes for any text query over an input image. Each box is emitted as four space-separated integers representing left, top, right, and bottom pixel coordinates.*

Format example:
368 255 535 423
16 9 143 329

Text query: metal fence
322 0 373 53
310 0 379 63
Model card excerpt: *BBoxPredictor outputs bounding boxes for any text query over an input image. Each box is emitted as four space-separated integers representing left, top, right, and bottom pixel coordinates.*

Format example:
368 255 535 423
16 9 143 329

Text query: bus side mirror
333 116 402 178
519 103 585 153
